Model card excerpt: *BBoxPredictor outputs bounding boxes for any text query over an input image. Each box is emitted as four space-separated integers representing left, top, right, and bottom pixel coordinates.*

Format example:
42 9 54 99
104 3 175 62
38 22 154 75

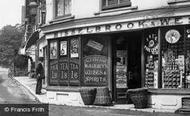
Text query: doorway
113 31 142 103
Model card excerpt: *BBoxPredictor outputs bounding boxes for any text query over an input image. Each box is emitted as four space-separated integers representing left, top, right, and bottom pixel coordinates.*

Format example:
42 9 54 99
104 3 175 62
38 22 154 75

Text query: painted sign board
83 55 108 85
46 16 190 39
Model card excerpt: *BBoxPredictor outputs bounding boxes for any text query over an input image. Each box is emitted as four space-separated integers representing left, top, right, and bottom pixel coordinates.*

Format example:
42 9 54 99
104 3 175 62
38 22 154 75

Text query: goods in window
162 49 181 88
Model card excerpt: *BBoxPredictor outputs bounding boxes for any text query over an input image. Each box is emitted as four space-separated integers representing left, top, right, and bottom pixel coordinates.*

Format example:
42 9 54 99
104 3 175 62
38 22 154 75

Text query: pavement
13 76 177 113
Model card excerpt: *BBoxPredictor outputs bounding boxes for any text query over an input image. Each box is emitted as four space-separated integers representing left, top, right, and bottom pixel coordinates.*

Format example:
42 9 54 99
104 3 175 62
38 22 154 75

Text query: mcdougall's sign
46 16 190 39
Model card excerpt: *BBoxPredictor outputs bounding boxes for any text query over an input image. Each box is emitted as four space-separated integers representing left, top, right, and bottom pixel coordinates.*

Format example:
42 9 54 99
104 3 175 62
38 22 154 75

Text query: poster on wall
50 41 57 59
60 41 67 56
70 38 79 58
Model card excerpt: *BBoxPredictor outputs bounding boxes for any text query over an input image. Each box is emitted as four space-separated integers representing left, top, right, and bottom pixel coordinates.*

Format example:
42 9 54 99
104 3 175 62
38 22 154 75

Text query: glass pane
144 29 159 88
108 0 117 6
70 38 79 58
60 41 67 56
102 0 107 7
65 0 71 15
50 41 57 59
161 27 184 89
56 0 64 17
82 36 108 86
119 0 129 4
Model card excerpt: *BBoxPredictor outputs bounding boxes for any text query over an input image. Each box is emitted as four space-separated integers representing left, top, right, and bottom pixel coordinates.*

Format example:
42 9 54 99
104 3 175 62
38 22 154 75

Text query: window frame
102 0 131 10
55 0 71 18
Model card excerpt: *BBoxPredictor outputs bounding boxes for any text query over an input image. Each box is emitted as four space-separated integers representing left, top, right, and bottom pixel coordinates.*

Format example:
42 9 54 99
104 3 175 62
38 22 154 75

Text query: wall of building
46 0 54 24
45 0 173 24
132 0 168 10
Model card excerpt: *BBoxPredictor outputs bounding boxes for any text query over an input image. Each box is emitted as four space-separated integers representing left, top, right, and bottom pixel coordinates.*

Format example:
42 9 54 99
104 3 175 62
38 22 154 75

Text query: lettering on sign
50 62 58 79
84 55 108 85
46 16 190 39
60 62 69 80
70 62 79 80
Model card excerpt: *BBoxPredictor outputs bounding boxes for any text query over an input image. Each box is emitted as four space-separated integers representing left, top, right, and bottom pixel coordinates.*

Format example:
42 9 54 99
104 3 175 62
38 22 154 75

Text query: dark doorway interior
113 30 142 104
127 32 142 89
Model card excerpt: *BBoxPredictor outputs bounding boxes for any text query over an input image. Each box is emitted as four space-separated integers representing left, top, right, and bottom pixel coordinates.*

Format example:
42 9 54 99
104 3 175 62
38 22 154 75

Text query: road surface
0 67 187 116
0 68 38 104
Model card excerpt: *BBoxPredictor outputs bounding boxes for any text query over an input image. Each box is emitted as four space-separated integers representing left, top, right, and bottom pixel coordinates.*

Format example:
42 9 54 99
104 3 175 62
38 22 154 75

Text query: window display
161 27 184 88
83 36 108 86
162 49 181 88
185 26 190 88
144 29 159 88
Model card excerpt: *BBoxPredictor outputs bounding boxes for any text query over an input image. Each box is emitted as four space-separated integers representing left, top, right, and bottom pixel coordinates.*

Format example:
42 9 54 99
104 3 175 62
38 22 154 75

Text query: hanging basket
79 88 96 105
128 88 148 109
94 87 112 106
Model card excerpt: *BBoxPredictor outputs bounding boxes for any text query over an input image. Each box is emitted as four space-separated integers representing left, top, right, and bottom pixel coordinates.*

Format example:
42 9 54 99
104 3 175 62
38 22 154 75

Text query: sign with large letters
46 16 190 39
83 55 108 85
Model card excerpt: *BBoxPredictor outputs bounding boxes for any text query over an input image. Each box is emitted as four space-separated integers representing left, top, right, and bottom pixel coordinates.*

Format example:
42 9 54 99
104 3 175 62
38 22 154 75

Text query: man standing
35 57 45 94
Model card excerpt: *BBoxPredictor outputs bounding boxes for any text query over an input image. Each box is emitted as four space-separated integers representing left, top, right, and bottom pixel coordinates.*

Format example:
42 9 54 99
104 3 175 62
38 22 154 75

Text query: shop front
45 15 190 109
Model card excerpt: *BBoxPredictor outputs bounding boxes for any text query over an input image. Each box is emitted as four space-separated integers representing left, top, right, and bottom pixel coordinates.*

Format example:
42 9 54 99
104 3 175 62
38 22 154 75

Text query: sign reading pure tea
84 55 108 85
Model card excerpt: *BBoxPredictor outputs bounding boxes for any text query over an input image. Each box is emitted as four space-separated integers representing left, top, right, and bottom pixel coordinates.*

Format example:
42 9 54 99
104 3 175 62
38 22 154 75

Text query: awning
25 31 39 50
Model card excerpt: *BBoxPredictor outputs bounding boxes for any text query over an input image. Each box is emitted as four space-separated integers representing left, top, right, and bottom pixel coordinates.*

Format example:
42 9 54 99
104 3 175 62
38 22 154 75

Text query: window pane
161 27 184 88
60 41 67 56
50 41 58 59
119 0 129 4
185 26 190 88
56 0 64 17
102 0 131 10
82 35 108 86
108 0 117 6
65 0 71 15
102 0 107 7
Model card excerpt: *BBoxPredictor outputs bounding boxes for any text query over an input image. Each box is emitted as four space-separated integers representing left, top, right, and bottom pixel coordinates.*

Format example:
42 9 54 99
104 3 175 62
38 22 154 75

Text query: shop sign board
46 16 190 39
84 55 108 85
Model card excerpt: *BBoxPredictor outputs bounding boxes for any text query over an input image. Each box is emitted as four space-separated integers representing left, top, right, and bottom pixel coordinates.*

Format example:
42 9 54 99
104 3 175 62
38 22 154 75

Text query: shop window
82 35 109 86
59 41 69 85
185 26 190 88
59 38 80 86
144 29 159 88
49 41 59 85
161 27 185 89
55 0 71 17
144 26 190 89
102 0 131 10
69 38 80 85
